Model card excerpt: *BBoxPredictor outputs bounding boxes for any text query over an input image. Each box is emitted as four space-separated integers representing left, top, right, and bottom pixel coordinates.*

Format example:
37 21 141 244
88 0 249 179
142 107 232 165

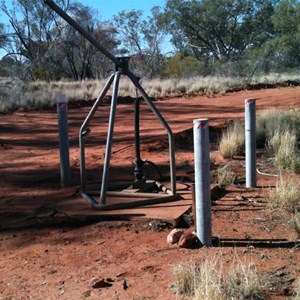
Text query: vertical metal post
100 71 122 204
128 71 176 195
56 92 71 187
193 118 212 246
79 73 115 193
245 98 256 188
134 87 143 181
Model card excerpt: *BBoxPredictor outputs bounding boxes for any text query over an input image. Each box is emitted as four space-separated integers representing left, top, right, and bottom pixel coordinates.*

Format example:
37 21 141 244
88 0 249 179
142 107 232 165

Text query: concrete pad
0 184 221 229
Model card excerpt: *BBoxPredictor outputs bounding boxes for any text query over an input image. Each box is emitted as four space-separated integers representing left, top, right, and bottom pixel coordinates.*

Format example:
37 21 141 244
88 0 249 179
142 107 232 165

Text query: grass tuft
267 130 300 173
292 278 300 300
217 164 236 188
219 122 244 158
256 108 300 148
172 258 266 300
267 177 300 211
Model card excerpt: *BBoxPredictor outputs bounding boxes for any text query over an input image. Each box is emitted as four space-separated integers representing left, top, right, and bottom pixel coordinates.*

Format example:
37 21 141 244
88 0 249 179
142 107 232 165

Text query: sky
0 0 167 24
85 0 167 21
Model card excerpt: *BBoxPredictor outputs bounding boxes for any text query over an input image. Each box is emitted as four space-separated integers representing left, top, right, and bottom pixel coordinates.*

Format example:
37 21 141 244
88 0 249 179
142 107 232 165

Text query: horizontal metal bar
81 191 177 210
88 190 169 198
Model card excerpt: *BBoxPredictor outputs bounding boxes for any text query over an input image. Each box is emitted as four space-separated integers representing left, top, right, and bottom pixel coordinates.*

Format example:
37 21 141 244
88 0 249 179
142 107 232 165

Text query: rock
178 232 202 249
167 229 184 244
122 279 128 290
91 278 113 289
82 290 91 297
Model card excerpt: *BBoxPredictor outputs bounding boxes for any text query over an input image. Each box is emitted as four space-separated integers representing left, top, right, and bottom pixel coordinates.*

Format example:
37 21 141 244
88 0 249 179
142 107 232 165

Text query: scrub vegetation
172 257 266 300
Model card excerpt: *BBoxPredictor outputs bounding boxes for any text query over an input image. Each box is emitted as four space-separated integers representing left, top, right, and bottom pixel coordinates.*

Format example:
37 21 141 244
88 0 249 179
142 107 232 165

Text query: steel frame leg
99 71 122 204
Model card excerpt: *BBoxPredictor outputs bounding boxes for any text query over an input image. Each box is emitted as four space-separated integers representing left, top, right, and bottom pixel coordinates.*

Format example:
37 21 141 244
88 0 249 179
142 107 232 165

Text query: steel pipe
127 71 177 195
79 74 115 192
245 98 256 188
193 118 212 246
100 71 122 204
57 92 71 187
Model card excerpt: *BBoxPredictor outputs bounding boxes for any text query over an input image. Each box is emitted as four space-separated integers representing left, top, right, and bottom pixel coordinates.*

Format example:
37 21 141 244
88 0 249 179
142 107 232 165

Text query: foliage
162 0 274 63
163 53 205 78
113 7 166 78
268 0 300 70
0 0 118 80
1 0 300 79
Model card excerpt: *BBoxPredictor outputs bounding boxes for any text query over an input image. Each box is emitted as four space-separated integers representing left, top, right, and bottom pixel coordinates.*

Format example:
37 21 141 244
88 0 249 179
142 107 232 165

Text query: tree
163 52 205 78
113 7 167 78
268 0 300 69
0 0 119 80
53 3 118 80
0 0 71 79
163 0 275 63
0 22 7 48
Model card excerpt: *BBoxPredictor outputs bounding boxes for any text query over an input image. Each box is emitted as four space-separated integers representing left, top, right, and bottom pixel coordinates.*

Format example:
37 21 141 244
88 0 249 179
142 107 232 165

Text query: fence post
245 98 256 188
193 118 212 246
57 92 71 187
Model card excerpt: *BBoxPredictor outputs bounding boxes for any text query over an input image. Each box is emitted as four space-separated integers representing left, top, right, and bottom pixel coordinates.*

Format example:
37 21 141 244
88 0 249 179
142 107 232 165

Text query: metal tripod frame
45 0 177 210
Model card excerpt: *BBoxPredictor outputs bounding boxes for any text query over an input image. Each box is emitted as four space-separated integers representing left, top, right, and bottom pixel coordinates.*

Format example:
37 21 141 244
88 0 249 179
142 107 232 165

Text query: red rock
178 232 202 249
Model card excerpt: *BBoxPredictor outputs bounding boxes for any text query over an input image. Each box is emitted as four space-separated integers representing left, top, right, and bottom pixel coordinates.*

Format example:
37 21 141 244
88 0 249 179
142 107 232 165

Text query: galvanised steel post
99 71 122 204
57 92 71 187
193 118 212 246
245 98 256 188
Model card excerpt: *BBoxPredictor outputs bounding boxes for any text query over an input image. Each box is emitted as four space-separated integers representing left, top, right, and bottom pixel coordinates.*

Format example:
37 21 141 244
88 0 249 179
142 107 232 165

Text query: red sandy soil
0 86 300 299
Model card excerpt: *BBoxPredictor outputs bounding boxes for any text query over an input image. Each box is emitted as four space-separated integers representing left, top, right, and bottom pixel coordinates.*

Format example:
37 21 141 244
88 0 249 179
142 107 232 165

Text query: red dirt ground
0 86 299 299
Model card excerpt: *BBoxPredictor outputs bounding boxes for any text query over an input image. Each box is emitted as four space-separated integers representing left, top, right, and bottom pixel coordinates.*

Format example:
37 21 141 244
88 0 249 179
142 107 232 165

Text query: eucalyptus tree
113 7 167 78
163 0 275 66
56 2 119 80
0 0 71 79
0 0 119 80
269 0 300 68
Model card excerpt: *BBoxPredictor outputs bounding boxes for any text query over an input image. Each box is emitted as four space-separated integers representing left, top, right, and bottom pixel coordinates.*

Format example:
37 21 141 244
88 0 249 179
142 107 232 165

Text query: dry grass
218 122 244 158
267 177 300 211
293 278 300 300
291 212 300 239
172 257 266 300
256 108 300 148
1 72 300 113
267 130 300 173
217 164 236 188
